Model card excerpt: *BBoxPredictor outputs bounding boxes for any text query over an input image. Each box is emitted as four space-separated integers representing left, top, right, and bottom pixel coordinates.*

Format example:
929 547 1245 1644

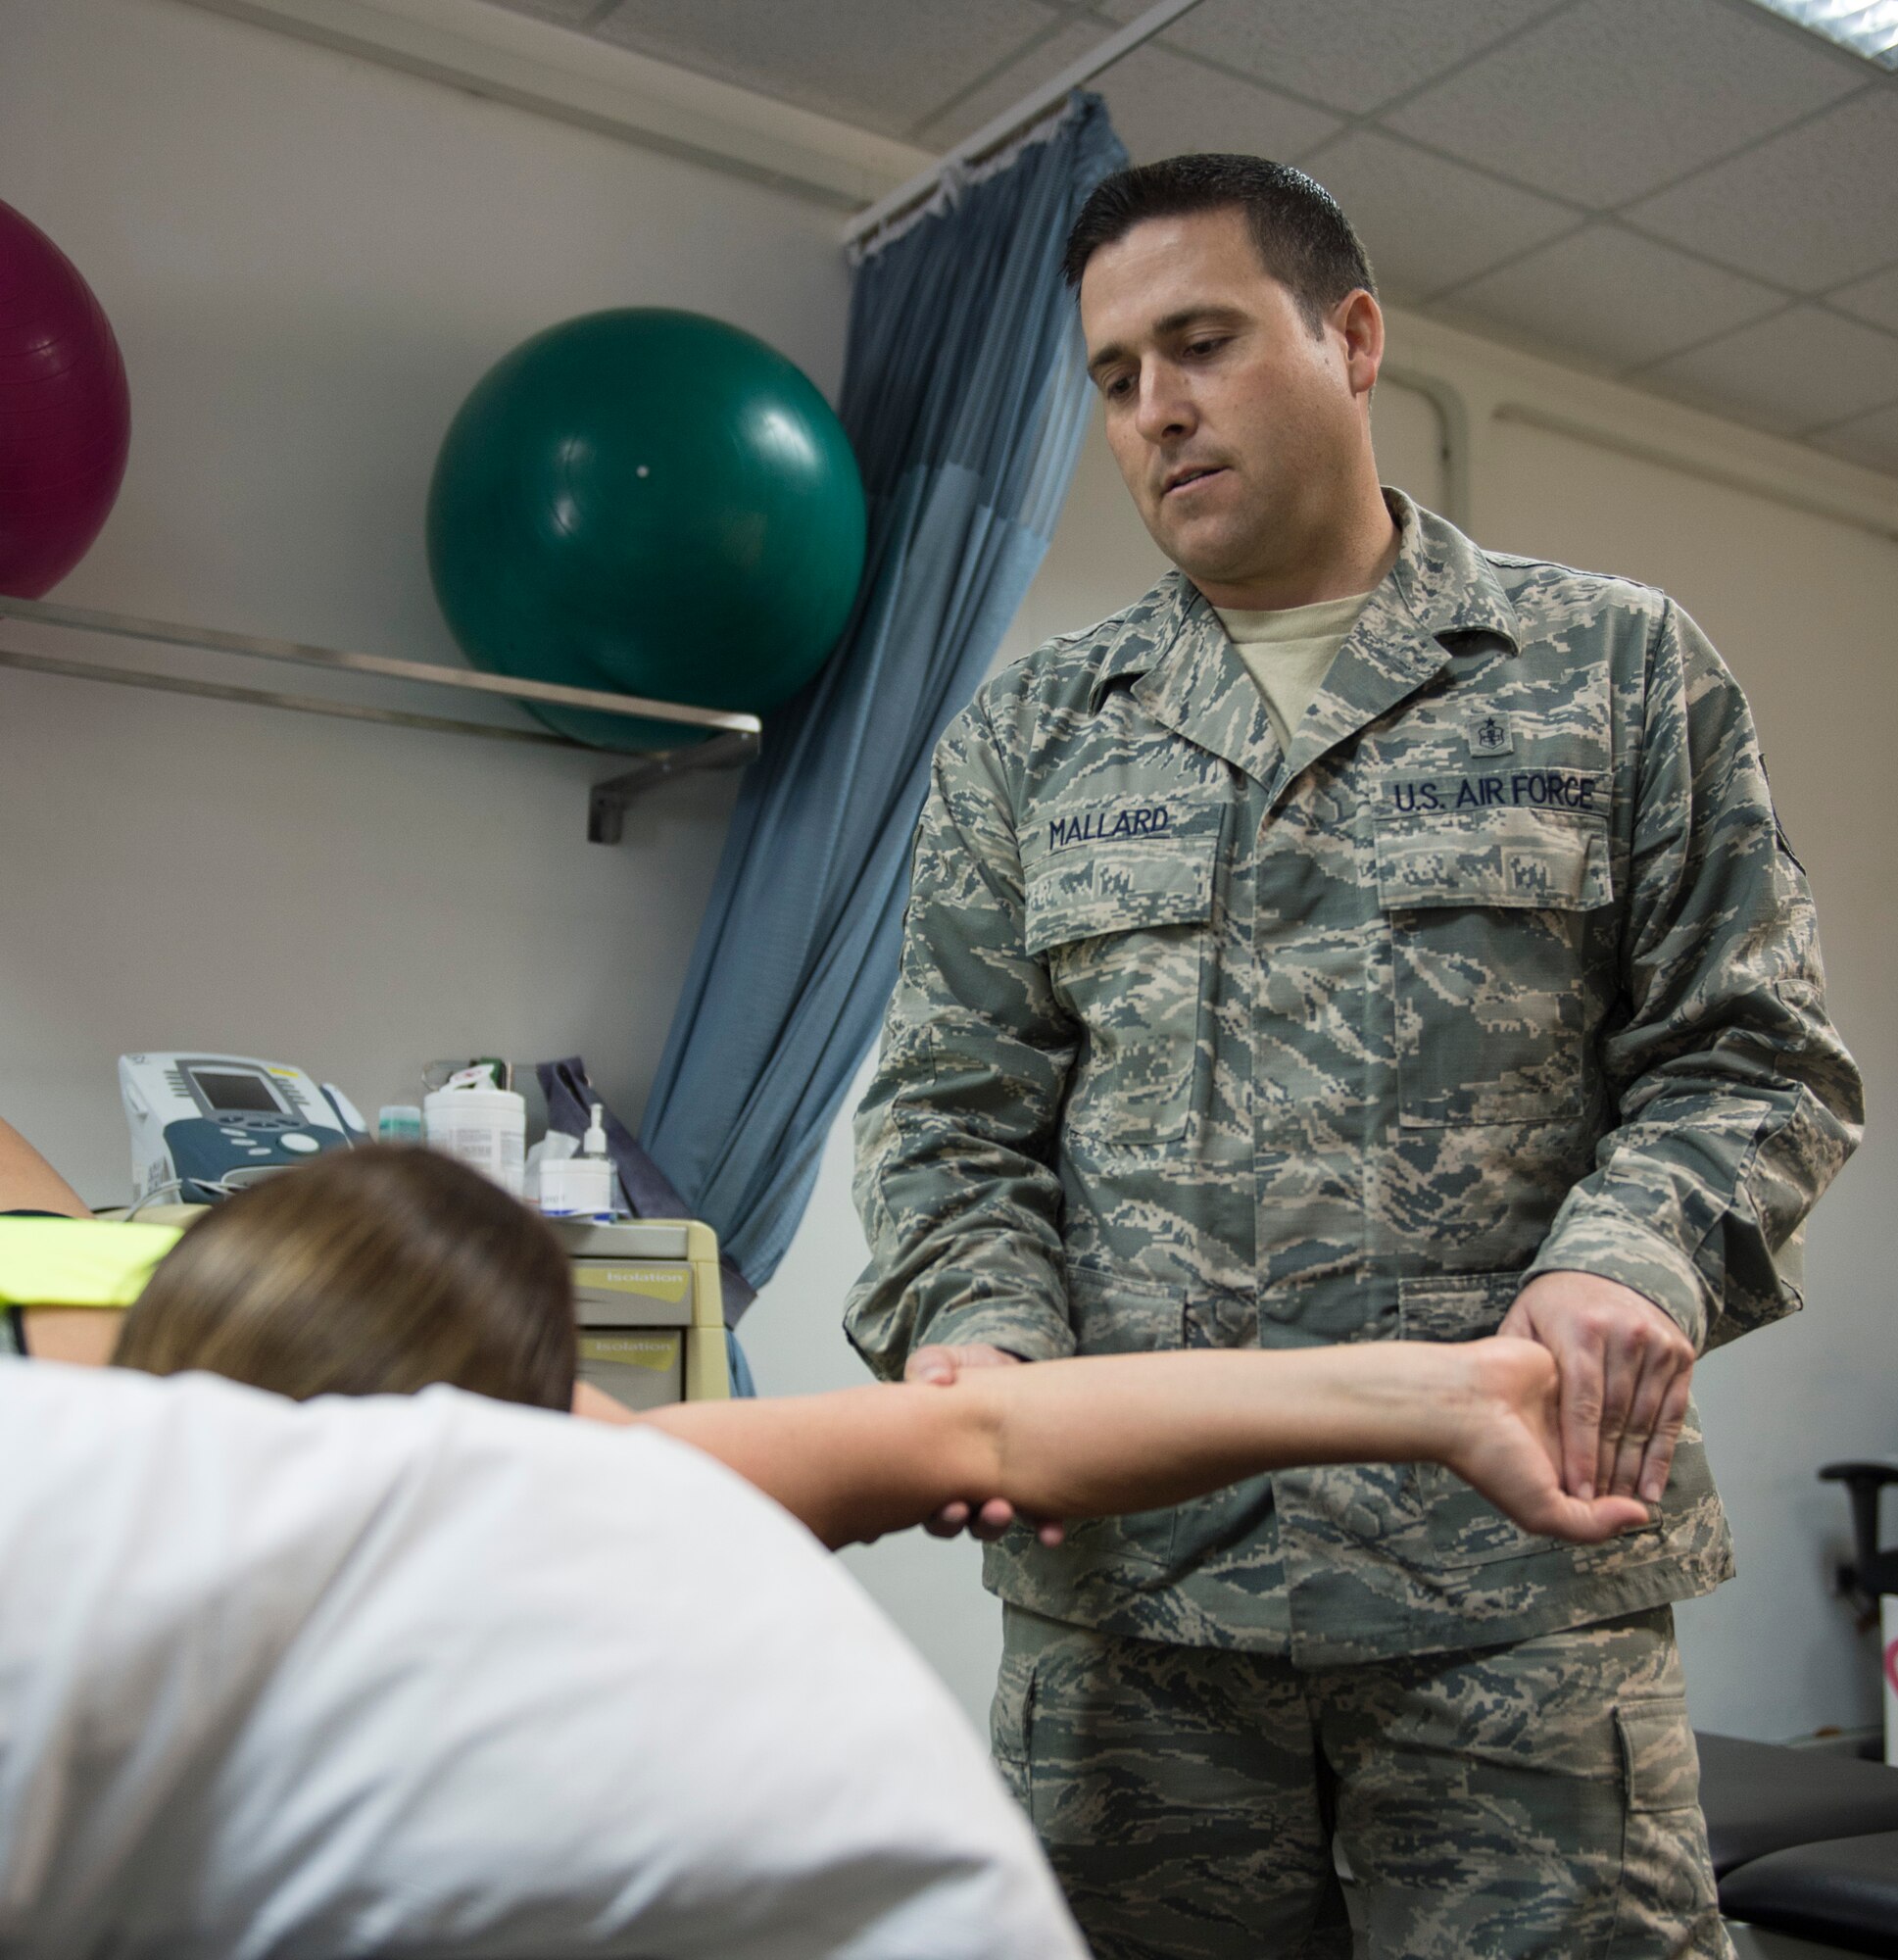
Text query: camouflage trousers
992 1602 1729 1960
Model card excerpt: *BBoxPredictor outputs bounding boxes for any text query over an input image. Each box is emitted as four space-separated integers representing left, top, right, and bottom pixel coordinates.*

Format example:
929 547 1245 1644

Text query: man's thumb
1497 1298 1534 1341
905 1346 959 1386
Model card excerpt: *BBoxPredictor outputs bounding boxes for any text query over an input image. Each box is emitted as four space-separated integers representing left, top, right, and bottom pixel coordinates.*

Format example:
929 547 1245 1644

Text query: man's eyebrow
1086 305 1248 380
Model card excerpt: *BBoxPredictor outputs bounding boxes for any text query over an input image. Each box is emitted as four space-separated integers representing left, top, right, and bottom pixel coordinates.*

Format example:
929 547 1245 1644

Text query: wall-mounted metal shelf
0 593 760 841
586 740 757 844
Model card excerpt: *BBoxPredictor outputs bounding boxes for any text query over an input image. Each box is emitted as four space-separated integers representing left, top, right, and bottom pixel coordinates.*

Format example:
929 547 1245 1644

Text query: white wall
0 0 851 1197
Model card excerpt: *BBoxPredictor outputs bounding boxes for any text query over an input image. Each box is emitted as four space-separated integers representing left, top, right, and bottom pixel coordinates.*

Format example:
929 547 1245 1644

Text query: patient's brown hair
114 1146 575 1409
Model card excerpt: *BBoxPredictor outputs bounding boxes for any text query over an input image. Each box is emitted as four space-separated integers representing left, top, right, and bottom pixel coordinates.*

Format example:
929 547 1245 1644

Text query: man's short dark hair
1062 154 1376 332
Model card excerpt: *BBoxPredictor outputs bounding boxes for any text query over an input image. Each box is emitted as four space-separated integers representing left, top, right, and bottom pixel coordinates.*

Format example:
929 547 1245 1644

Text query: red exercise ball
0 200 130 598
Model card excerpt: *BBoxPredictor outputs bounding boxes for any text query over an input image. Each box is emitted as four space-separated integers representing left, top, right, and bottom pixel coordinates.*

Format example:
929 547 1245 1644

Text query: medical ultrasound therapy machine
120 1053 367 1206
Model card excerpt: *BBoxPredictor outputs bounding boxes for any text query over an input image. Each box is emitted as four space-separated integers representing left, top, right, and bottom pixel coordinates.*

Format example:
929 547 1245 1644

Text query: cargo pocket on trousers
1613 1698 1719 1946
990 1642 1036 1818
1617 1697 1700 1815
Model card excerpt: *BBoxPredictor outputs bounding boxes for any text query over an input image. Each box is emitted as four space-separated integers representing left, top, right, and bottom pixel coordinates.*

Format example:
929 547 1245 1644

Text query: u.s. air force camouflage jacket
846 492 1863 1666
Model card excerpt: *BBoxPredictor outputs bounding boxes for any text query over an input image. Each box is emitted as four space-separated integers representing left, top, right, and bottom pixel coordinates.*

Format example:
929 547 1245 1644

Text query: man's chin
1154 524 1260 591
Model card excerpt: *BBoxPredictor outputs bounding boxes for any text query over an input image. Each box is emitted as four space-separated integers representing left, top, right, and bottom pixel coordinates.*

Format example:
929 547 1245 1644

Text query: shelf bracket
589 730 758 844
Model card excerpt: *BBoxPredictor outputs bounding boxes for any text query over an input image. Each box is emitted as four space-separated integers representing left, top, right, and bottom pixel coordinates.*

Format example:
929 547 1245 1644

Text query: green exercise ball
426 309 865 750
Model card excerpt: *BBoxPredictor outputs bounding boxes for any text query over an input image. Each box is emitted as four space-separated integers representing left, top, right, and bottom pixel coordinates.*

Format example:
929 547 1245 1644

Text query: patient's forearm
971 1346 1457 1519
648 1344 1468 1550
0 1118 88 1218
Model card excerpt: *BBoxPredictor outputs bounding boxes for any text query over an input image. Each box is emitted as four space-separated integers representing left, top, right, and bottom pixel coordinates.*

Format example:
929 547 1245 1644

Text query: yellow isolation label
579 1332 681 1373
573 1264 691 1304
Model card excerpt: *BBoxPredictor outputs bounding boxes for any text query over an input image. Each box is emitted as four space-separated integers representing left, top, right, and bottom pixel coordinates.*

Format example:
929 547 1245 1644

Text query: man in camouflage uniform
846 155 1862 1958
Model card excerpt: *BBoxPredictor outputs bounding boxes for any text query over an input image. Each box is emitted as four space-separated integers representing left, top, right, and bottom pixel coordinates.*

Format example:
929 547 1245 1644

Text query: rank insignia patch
1468 711 1513 758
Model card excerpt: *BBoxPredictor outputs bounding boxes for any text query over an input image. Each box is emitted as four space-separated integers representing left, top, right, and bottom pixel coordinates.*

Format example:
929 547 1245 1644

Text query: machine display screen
191 1069 284 1114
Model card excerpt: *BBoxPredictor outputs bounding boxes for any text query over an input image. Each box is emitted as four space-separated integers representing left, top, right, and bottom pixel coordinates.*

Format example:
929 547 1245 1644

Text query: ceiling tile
1810 403 1898 480
1625 89 1898 293
592 0 1062 141
1296 129 1574 305
1096 0 1557 117
1825 265 1898 335
1384 0 1863 208
1432 223 1784 373
1094 45 1341 169
1642 306 1898 436
911 20 1105 148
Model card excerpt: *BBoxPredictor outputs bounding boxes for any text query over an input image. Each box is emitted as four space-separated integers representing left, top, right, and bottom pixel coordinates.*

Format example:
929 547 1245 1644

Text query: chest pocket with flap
1375 801 1612 1127
1023 799 1225 1148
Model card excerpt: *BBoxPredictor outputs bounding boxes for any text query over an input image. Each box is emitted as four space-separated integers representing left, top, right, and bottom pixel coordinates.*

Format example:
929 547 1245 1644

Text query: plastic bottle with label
423 1068 526 1197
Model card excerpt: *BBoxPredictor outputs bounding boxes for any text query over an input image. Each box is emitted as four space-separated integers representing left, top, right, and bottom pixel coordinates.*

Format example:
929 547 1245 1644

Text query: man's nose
1135 364 1193 445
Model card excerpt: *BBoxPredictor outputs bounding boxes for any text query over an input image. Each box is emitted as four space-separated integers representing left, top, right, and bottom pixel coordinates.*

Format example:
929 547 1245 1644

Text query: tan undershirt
1215 590 1374 754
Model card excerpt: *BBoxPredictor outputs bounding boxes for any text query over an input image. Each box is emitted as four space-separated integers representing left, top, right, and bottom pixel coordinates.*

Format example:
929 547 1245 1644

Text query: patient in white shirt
0 1356 1087 1960
0 1147 1642 1957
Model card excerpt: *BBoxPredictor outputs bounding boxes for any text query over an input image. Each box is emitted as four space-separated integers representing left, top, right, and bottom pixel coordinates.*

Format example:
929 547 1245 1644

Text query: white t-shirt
1215 589 1373 754
0 1360 1084 1960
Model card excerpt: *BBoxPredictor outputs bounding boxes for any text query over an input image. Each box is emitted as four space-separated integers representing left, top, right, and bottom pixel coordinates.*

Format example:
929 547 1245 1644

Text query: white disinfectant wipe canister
423 1068 526 1197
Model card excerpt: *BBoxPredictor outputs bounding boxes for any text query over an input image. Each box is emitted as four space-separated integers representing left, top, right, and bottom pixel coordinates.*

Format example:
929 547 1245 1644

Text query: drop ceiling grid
586 0 1094 142
1406 80 1898 374
1091 0 1575 119
1380 0 1866 207
911 16 1108 149
1081 0 1898 464
481 0 1898 474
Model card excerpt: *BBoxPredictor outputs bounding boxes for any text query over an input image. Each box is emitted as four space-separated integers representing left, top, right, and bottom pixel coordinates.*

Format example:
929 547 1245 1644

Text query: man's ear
1336 289 1385 402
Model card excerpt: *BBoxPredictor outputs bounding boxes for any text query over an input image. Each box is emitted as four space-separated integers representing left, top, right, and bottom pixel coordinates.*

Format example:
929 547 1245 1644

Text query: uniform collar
1081 494 1519 792
1085 568 1207 712
1085 575 1280 789
1385 491 1519 656
1083 490 1518 717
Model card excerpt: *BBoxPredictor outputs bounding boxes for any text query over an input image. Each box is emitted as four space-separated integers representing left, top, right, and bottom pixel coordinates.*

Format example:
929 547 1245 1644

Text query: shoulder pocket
1375 802 1611 1127
1022 800 1226 1148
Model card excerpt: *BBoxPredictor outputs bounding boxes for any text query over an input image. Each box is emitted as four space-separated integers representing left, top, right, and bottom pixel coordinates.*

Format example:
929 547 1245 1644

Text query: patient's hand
905 1344 1064 1548
1441 1339 1652 1543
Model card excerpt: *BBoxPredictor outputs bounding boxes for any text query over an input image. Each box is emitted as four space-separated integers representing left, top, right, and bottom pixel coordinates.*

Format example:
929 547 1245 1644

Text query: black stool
1697 1735 1898 1955
1697 1734 1898 1876
1720 1833 1898 1958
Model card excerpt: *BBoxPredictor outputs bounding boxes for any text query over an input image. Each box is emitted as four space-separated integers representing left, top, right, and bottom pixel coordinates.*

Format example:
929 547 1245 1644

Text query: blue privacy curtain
636 93 1127 1310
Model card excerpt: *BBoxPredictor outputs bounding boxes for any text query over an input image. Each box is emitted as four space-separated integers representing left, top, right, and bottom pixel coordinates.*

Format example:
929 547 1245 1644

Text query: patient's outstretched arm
0 1118 88 1218
642 1338 1651 1552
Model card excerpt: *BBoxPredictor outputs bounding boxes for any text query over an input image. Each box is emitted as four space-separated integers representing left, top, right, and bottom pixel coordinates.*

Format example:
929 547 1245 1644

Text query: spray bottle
568 1103 615 1220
